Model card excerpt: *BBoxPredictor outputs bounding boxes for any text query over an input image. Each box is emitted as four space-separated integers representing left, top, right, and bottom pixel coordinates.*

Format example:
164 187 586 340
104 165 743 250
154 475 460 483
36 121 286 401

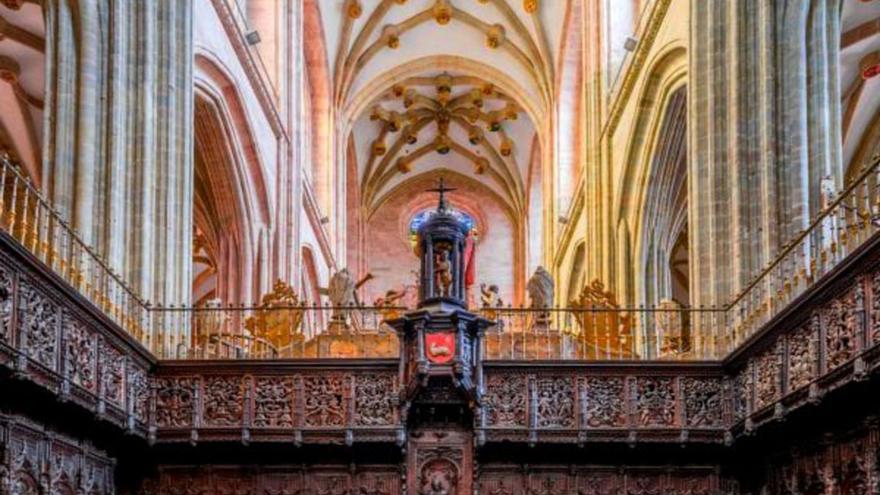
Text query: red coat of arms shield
425 332 455 364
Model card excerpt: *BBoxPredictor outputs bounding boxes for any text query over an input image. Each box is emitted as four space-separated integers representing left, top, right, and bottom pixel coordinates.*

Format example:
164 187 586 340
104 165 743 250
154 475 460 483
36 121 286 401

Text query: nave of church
1 0 880 493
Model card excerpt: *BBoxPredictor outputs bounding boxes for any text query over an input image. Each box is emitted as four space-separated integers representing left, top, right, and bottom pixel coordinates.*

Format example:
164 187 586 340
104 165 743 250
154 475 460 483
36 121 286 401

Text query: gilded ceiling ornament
383 25 401 49
469 89 484 108
468 126 483 145
434 135 452 155
523 0 538 14
481 83 495 96
346 0 362 19
486 24 505 49
403 88 417 107
474 157 489 174
392 85 406 98
500 136 513 157
372 139 387 156
396 156 412 173
433 0 452 25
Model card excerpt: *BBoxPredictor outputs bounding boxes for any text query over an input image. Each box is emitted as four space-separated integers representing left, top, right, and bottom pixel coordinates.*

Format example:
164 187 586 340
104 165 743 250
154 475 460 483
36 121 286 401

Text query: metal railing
480 306 726 361
725 155 880 348
0 154 152 346
151 304 402 360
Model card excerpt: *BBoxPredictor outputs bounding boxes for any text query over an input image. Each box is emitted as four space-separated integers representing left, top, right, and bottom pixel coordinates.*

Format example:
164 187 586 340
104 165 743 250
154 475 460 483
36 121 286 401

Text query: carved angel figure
527 266 554 309
480 283 500 307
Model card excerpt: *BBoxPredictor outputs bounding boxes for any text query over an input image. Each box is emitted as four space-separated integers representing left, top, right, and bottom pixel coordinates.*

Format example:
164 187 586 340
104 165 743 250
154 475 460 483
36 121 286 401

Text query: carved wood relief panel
753 343 781 412
150 369 400 441
823 283 863 372
787 317 817 392
743 422 880 495
633 376 677 427
482 373 527 428
146 465 402 495
478 370 724 439
0 240 154 437
0 413 115 495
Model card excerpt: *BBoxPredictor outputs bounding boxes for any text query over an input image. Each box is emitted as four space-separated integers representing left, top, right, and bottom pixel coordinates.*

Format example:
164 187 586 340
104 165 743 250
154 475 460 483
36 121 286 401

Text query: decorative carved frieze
354 373 395 426
148 466 402 495
18 282 58 369
202 376 244 427
535 376 575 428
253 376 295 428
682 377 722 428
477 468 732 495
634 377 676 427
482 373 527 428
302 375 347 427
155 377 196 428
584 376 626 428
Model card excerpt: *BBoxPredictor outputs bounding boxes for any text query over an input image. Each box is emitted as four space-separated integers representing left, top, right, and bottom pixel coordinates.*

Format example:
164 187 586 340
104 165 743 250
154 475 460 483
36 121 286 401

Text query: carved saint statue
328 268 358 307
527 266 554 309
420 471 452 495
434 246 453 297
655 299 684 356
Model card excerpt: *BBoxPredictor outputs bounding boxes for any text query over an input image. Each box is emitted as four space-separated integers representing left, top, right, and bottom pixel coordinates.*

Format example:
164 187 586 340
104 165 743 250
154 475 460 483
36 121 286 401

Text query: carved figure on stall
527 266 554 327
480 284 500 307
374 288 407 321
656 299 686 357
328 269 357 307
420 470 452 495
479 283 503 321
527 266 554 308
323 269 373 332
434 246 453 297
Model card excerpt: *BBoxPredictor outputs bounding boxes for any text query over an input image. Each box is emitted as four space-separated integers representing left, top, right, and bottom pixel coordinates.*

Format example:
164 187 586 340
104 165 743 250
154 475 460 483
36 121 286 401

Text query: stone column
42 0 194 309
688 0 843 307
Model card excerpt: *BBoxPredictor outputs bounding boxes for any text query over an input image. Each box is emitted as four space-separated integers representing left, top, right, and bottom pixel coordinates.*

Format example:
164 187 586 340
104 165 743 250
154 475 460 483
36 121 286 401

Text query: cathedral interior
1 0 880 493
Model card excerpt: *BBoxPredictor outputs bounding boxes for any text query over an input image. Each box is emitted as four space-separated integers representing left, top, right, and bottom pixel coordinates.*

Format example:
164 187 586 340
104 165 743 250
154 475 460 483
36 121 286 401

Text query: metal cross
426 177 456 211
